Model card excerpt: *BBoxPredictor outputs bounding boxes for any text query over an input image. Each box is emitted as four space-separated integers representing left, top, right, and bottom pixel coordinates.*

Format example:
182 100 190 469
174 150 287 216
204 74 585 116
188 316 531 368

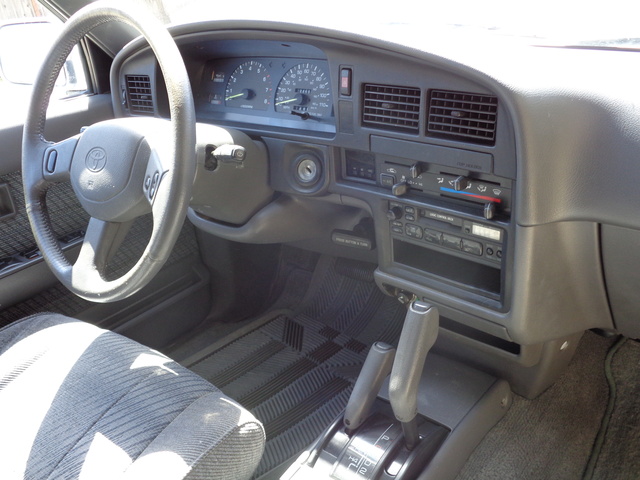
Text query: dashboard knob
453 176 470 191
483 202 496 220
392 181 409 197
386 206 403 221
409 163 424 179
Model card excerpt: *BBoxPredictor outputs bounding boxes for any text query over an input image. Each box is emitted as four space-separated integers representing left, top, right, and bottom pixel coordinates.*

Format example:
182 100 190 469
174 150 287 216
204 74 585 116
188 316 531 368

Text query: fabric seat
0 313 265 479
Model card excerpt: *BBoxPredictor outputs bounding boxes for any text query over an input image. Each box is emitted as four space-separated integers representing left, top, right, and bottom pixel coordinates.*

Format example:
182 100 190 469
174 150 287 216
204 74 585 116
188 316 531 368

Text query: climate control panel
343 149 512 221
381 165 512 218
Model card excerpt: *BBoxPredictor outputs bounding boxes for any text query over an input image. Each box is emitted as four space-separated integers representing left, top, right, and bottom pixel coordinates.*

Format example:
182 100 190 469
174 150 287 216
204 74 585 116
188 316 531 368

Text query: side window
0 1 88 110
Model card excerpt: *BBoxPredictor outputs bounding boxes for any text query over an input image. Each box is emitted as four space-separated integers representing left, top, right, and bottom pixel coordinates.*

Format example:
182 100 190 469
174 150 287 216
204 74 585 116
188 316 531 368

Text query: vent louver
428 90 498 145
362 84 421 133
125 75 154 116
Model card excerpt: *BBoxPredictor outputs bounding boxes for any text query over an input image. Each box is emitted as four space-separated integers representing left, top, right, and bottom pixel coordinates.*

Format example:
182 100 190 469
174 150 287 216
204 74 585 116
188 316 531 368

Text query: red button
340 68 352 96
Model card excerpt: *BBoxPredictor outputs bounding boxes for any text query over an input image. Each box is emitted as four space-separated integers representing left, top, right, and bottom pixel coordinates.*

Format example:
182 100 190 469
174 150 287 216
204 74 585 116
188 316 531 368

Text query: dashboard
110 21 640 381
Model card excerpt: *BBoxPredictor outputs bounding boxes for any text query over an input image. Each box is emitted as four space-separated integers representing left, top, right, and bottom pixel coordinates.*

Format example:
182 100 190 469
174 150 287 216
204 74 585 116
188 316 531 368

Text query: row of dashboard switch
393 222 484 256
386 204 417 221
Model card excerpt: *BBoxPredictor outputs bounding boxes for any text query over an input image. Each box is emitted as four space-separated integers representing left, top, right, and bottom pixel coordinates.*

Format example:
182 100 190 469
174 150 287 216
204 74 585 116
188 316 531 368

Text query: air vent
125 75 154 116
428 90 498 145
362 84 421 134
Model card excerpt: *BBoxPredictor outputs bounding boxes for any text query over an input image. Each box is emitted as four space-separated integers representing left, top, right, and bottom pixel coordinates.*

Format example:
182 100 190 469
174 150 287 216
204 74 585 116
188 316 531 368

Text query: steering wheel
22 2 195 303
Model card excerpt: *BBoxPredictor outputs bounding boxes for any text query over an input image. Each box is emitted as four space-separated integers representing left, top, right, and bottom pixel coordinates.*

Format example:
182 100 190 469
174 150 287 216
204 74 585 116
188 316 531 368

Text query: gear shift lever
389 300 439 450
343 342 396 434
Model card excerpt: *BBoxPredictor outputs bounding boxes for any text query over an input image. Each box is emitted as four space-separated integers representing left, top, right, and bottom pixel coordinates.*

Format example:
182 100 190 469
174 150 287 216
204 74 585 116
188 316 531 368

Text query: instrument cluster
196 57 335 132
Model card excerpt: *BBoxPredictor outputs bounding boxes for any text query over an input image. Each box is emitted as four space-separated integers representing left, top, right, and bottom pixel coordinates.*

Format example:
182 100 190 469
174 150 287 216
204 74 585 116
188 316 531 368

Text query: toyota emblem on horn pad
86 147 108 172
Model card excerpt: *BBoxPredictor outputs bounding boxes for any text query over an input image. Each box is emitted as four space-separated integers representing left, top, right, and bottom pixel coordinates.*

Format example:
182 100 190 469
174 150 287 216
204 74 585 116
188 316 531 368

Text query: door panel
0 94 113 309
0 94 114 174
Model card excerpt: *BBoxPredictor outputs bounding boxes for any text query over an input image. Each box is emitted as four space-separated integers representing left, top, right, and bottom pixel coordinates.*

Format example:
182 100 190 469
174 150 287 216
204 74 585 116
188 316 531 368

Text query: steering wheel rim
22 2 196 303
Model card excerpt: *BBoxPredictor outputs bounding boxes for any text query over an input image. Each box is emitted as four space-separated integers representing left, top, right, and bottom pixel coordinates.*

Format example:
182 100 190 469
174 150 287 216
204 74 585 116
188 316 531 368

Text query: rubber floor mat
186 255 407 478
0 217 200 328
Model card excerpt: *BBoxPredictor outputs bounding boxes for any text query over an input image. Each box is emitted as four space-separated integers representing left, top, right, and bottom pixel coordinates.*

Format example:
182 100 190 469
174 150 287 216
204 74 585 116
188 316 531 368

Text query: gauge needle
276 98 299 105
226 93 244 100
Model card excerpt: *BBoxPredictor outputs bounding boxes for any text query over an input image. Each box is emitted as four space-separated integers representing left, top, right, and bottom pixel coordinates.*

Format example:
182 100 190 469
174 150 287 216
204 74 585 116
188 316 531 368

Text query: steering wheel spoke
75 217 134 277
43 135 80 183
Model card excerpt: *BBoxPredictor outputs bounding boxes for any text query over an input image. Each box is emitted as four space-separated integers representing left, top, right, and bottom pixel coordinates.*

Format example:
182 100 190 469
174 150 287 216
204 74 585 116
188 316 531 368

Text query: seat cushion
0 313 264 480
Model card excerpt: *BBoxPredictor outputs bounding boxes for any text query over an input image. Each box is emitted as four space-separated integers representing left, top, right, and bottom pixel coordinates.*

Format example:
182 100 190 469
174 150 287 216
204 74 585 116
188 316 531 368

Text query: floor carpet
588 337 640 479
183 254 407 478
456 331 640 480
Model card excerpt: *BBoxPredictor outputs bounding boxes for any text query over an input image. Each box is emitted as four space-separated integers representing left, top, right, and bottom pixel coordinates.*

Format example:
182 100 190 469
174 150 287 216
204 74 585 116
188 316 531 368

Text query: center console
340 142 514 311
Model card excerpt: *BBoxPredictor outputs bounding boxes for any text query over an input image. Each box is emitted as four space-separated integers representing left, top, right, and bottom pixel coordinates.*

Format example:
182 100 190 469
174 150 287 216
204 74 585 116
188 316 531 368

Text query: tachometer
275 63 332 119
225 61 272 110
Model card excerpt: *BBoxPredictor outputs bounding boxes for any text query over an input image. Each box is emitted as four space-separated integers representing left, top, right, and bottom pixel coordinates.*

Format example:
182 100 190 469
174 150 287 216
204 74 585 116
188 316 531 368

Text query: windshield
153 0 639 48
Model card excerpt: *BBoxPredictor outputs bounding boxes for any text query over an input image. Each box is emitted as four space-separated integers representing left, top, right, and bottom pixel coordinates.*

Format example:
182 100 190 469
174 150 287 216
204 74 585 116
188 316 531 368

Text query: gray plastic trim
371 136 493 174
378 352 512 480
380 352 503 430
187 195 366 244
602 225 640 339
417 378 511 480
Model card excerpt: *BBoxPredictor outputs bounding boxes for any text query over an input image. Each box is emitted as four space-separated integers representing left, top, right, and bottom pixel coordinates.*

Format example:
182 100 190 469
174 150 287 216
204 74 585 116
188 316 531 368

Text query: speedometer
225 61 272 110
275 63 332 119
